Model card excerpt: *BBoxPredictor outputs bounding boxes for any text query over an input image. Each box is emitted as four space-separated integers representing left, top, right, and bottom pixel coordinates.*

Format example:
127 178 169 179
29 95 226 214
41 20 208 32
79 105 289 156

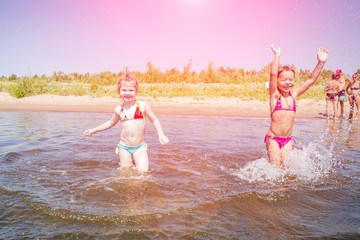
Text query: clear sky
1 0 359 77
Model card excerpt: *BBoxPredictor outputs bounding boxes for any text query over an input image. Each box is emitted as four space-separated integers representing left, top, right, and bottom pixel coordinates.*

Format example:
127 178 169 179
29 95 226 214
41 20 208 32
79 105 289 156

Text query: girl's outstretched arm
269 44 281 97
294 47 328 97
84 107 120 136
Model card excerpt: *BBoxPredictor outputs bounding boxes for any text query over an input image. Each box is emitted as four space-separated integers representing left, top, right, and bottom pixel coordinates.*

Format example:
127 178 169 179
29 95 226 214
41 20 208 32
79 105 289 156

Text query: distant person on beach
324 73 340 119
84 72 169 172
336 69 351 118
265 44 328 167
346 73 360 119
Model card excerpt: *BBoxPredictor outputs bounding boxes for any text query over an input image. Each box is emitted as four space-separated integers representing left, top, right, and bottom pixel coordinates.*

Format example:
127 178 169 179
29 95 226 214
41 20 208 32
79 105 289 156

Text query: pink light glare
178 0 208 7
1 0 360 77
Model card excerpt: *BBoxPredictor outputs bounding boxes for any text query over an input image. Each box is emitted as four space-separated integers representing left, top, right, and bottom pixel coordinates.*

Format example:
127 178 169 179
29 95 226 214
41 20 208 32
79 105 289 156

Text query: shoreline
0 92 337 118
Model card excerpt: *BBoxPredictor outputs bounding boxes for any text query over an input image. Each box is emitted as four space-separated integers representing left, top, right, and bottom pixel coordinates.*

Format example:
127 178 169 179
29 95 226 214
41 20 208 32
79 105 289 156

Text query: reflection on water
0 111 359 239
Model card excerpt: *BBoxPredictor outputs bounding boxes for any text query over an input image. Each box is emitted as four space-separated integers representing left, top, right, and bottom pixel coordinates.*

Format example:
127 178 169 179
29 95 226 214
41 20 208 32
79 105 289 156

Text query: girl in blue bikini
265 45 328 167
84 73 169 172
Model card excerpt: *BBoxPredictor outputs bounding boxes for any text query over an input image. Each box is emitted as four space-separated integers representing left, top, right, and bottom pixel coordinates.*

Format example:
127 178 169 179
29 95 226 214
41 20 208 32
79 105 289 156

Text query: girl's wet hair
278 65 295 77
117 72 139 93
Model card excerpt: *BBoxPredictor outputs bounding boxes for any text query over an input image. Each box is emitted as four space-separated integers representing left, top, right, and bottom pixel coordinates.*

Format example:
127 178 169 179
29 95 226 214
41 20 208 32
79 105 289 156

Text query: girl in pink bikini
84 73 169 172
265 45 328 167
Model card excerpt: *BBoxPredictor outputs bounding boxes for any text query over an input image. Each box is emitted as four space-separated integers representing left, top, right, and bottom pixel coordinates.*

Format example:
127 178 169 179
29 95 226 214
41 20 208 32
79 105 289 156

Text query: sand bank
0 92 336 118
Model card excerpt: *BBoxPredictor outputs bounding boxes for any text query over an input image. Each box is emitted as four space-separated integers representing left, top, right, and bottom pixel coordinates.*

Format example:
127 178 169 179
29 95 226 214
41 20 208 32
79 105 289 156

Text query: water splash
232 141 335 184
285 141 334 180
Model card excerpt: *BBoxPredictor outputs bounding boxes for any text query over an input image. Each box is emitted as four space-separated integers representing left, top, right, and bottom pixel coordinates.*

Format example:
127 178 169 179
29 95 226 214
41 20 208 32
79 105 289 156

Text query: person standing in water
324 73 340 119
84 72 169 172
336 69 351 118
346 73 360 120
265 44 328 167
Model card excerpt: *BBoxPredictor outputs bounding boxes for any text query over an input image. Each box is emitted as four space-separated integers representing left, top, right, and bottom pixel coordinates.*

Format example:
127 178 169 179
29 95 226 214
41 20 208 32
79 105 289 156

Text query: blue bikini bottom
115 142 146 155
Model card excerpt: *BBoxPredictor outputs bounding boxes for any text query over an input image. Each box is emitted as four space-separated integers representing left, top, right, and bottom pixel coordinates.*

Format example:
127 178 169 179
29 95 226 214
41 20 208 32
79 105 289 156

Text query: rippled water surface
0 111 359 239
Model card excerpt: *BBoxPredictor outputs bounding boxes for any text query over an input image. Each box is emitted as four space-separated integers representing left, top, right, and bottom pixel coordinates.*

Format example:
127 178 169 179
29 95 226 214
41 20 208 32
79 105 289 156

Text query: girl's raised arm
294 47 328 97
269 44 281 97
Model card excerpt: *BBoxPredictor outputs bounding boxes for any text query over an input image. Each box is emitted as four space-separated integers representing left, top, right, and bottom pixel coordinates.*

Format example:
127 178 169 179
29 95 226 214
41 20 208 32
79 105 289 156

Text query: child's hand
84 129 95 136
317 47 329 63
270 44 281 56
159 136 169 146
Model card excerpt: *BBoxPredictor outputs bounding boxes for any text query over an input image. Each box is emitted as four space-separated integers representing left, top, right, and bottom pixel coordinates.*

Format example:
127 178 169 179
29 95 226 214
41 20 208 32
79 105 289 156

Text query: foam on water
231 141 335 184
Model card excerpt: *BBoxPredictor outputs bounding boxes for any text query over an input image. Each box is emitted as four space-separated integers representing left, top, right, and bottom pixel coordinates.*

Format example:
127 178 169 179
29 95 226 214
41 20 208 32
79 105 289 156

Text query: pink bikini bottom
264 134 296 148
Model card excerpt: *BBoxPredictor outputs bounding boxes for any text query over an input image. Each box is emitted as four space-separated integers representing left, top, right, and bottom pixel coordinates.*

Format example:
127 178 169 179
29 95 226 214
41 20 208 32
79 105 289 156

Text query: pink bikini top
271 93 296 116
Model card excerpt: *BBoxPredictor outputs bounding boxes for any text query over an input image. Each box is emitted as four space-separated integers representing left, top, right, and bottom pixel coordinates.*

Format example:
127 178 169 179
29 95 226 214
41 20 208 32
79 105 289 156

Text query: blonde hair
117 72 139 94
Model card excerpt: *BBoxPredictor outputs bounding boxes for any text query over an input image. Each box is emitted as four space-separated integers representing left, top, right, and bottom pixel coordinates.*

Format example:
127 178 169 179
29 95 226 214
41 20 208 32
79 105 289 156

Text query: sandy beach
0 92 340 118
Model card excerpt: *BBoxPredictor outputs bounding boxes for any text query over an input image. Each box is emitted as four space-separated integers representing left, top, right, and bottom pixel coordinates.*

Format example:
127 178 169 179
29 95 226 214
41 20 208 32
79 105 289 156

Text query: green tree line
1 61 359 99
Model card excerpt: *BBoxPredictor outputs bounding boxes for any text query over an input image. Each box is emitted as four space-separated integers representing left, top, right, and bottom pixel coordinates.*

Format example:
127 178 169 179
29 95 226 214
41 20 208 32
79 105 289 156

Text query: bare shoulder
292 87 304 99
339 75 347 83
114 105 122 115
137 100 150 109
138 100 157 120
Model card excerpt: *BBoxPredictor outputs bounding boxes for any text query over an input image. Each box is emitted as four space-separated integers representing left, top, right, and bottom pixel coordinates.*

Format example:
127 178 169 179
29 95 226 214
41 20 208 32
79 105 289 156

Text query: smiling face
117 73 139 103
277 70 295 93
119 82 137 103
